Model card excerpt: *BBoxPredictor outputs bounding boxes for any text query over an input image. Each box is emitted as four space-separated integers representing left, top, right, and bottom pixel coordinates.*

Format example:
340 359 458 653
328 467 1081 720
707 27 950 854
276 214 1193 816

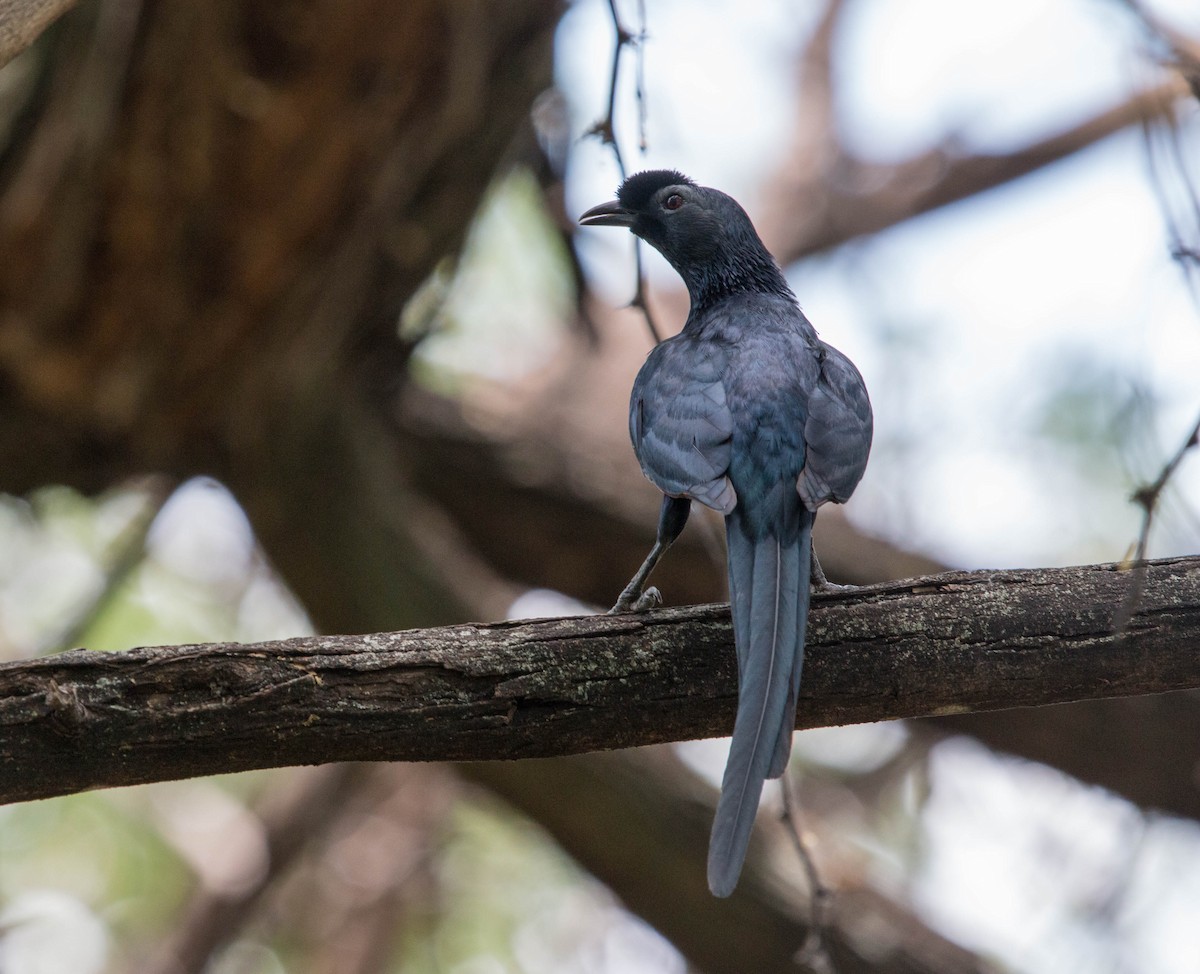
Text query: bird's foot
809 550 851 593
607 586 663 614
633 586 663 610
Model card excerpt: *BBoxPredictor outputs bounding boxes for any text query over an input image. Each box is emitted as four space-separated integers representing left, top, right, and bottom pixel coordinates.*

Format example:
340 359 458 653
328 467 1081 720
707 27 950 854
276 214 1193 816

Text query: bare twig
587 0 632 176
1140 96 1200 303
633 0 649 152
780 771 837 974
1116 71 1200 630
1115 409 1200 633
1130 412 1200 565
585 0 661 343
1118 0 1200 101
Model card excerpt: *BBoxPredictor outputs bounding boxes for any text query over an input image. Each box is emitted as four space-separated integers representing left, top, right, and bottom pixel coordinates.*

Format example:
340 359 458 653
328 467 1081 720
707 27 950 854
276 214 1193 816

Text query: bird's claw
634 586 663 610
607 586 663 614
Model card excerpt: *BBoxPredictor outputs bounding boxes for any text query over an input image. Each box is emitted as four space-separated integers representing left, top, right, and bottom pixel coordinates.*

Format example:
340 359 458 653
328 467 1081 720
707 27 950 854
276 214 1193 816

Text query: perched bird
580 170 873 897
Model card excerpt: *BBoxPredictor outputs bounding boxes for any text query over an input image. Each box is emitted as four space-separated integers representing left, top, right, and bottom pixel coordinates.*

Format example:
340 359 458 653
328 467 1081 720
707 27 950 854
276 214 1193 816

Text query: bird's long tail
707 491 813 898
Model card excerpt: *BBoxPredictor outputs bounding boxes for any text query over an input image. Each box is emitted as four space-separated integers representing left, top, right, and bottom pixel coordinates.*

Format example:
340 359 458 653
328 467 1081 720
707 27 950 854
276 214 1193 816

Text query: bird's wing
797 342 874 510
630 341 737 514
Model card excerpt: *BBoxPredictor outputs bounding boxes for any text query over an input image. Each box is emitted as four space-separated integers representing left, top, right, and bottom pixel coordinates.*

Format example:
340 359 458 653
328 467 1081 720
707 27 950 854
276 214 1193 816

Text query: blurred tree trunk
0 0 558 630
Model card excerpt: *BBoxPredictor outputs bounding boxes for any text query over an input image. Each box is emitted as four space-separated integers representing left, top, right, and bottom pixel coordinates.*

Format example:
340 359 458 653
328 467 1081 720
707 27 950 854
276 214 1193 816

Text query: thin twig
1130 411 1200 566
780 770 838 974
1118 0 1200 102
588 0 632 177
585 0 661 343
633 0 649 152
627 244 664 344
1115 82 1200 633
1141 105 1200 304
1134 82 1200 532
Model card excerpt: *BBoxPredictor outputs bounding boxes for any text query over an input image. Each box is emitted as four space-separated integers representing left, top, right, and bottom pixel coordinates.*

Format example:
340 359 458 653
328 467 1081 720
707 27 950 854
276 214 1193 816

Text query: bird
579 170 873 897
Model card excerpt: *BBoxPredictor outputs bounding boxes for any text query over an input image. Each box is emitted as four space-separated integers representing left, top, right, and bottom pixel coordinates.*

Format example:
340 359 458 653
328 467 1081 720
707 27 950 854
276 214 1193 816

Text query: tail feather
707 500 811 898
768 510 813 778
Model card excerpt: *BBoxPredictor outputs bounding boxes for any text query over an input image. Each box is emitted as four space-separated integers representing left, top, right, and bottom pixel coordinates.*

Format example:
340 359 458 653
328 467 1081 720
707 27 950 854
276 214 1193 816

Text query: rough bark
0 0 74 66
3 556 1198 805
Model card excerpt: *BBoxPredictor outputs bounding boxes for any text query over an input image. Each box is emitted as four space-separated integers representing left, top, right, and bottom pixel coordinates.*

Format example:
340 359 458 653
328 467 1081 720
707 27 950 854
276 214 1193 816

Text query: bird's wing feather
797 343 874 509
630 340 737 514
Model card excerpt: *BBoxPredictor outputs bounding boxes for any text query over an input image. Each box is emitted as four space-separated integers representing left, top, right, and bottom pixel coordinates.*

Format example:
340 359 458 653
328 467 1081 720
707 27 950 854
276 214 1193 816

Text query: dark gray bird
580 170 873 897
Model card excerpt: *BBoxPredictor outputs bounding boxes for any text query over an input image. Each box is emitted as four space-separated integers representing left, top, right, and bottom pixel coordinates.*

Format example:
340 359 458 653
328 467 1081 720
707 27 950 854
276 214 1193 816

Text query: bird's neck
679 246 794 316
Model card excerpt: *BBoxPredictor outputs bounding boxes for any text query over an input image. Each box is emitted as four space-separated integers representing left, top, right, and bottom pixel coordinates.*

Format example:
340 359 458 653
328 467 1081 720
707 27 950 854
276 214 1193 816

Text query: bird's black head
580 169 792 310
615 168 696 212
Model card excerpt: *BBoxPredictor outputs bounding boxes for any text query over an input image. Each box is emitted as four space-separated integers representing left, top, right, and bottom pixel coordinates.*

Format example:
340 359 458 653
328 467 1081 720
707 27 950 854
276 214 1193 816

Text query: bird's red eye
663 193 685 211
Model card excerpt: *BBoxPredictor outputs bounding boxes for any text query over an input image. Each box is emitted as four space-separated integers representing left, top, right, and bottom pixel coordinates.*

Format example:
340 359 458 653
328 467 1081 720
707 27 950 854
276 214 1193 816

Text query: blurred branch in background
41 476 172 655
928 689 1200 822
138 764 367 974
468 748 999 974
133 763 454 974
753 0 1193 263
764 77 1189 262
1121 0 1200 99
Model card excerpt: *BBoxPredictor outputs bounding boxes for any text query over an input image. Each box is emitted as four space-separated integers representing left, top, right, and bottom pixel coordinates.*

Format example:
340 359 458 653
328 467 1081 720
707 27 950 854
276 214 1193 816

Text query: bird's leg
610 495 692 613
810 548 849 593
610 542 668 613
807 511 848 593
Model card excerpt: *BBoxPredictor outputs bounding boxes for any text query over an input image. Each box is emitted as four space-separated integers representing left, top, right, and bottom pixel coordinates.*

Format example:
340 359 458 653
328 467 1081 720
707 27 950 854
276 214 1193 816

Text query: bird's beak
579 200 636 228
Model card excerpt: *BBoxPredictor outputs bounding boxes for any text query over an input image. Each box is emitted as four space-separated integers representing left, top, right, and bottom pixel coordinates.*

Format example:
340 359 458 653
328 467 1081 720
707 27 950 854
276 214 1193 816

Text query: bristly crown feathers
617 169 695 211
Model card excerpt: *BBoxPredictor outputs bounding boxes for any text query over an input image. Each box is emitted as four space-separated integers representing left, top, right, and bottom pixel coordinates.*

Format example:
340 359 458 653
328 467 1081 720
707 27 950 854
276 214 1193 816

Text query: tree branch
0 0 75 68
764 78 1188 262
3 556 1199 806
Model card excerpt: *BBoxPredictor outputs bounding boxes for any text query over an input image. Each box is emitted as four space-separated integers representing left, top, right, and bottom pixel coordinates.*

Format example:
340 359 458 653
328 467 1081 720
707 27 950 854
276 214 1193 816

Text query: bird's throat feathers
681 246 795 316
